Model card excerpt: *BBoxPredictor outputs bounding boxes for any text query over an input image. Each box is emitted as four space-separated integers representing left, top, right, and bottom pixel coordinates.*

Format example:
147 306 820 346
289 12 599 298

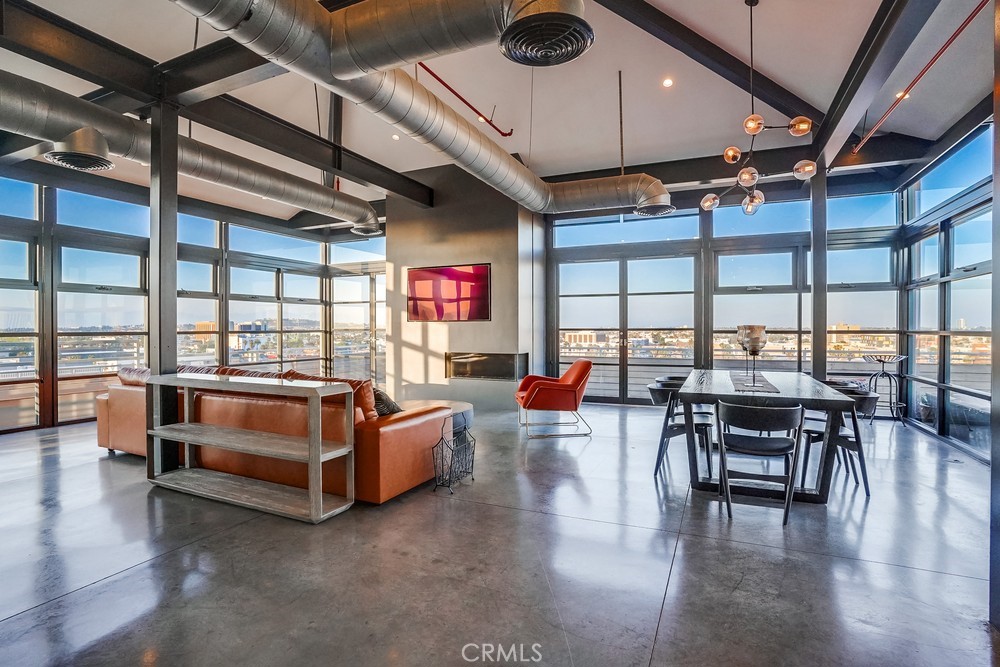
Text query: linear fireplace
445 353 528 381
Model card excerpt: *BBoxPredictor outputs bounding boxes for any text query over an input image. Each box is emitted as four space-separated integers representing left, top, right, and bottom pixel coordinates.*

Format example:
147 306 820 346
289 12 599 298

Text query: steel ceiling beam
812 0 940 166
159 39 287 106
591 0 823 122
893 93 993 190
0 0 158 101
182 95 433 208
544 132 932 189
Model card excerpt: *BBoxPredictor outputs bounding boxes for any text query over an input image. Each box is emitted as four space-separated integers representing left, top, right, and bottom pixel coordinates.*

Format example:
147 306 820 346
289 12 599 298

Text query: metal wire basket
432 421 476 493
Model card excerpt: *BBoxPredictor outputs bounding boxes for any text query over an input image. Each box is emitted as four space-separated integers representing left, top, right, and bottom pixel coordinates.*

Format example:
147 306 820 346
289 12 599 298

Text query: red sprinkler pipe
417 62 514 137
852 0 988 154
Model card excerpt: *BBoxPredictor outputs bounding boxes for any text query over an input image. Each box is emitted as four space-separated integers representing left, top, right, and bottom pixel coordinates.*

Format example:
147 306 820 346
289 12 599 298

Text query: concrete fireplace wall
385 164 545 411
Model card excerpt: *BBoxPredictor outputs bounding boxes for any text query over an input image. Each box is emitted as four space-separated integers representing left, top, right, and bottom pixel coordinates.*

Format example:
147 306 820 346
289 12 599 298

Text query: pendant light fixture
700 0 817 215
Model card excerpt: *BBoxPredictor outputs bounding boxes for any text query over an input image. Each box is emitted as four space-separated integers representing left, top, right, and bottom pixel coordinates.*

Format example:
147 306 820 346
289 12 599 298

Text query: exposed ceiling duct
168 0 675 217
326 0 595 78
0 69 380 235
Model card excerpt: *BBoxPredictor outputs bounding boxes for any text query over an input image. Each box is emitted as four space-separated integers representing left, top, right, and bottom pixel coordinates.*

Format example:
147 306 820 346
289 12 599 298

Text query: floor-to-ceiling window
330 237 386 383
0 177 40 430
176 214 221 367
902 125 992 459
553 212 699 403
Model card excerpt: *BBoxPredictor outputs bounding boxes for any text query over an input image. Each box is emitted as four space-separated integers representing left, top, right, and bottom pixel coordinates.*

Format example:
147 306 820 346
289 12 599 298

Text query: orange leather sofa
95 366 450 504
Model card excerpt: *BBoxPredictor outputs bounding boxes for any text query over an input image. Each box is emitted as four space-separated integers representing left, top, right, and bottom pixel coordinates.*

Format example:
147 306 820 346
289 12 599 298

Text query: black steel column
38 186 57 427
695 207 712 369
149 102 179 473
810 163 828 380
988 0 1000 629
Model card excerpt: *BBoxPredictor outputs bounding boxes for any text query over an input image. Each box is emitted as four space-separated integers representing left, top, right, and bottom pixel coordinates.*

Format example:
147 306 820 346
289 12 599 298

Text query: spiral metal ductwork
168 0 673 218
0 70 379 234
325 0 593 79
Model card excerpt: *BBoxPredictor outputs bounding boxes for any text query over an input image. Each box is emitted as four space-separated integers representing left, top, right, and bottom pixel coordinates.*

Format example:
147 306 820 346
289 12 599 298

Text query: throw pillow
373 387 404 416
281 369 379 421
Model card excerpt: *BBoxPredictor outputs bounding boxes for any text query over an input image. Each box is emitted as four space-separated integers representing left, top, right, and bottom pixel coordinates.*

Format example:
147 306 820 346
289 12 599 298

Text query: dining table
677 369 856 504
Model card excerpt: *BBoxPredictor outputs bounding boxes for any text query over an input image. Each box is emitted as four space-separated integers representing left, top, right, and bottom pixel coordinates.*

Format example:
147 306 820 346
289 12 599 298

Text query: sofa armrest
107 385 150 456
96 393 110 448
355 405 452 436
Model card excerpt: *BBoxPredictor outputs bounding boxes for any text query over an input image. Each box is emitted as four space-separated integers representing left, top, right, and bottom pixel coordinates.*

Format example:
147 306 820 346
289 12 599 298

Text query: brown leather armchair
514 359 593 438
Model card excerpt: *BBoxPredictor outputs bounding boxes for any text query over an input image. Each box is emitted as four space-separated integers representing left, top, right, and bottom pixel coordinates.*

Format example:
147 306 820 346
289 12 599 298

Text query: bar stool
862 354 907 426
648 380 713 478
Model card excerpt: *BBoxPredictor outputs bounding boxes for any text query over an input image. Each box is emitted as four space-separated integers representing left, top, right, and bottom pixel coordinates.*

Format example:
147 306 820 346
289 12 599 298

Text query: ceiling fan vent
44 151 115 172
42 127 115 172
350 221 384 237
499 12 594 67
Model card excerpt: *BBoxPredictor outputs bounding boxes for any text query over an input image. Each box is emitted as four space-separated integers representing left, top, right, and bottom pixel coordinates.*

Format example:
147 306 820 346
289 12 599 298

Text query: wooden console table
145 373 355 524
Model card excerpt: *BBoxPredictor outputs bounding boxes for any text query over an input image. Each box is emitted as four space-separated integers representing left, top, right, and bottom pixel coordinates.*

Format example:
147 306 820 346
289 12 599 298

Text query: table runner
729 371 781 393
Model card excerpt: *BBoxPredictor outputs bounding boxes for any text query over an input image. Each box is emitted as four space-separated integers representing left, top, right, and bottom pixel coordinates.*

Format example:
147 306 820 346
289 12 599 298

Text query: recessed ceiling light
477 115 486 123
895 91 910 99
391 134 400 141
662 78 674 88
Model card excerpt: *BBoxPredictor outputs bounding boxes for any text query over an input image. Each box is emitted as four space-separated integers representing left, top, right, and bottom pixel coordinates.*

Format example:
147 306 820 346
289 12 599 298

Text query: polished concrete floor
0 406 995 666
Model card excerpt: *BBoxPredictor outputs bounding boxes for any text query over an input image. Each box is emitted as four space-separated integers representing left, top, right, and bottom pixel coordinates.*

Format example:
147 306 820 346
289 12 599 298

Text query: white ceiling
2 0 993 221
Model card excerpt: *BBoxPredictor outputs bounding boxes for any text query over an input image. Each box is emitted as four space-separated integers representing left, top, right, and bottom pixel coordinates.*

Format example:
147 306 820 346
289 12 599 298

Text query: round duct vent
633 203 677 217
44 151 115 172
499 13 595 67
350 222 384 237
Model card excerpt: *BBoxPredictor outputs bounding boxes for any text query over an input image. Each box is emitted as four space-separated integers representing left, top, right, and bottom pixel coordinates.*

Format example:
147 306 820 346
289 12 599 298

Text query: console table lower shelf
150 468 352 522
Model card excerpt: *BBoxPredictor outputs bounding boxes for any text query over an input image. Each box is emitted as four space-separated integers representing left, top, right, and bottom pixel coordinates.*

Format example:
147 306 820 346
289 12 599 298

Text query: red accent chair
514 359 593 438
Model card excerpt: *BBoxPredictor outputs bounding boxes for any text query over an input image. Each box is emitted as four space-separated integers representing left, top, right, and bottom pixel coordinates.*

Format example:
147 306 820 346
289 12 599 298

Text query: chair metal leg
719 442 733 519
800 439 812 487
653 413 671 476
525 410 592 439
702 430 712 480
850 410 871 497
783 439 802 527
846 449 860 484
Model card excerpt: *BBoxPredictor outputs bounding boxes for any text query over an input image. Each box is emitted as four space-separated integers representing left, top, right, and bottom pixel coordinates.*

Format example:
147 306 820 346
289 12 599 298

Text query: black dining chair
648 380 713 478
715 401 805 526
802 388 877 496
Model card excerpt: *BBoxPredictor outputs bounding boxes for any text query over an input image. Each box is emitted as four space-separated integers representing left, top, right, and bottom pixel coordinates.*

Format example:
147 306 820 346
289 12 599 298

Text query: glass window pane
909 381 938 429
0 240 30 280
712 332 800 371
560 262 618 295
914 127 992 216
178 261 213 293
375 274 386 301
628 294 693 328
828 193 897 230
560 330 620 360
282 332 322 360
949 275 991 331
284 273 320 300
334 276 370 302
910 286 938 330
945 392 990 454
718 253 793 287
62 248 141 287
828 248 891 284
0 381 39 429
177 298 217 332
911 334 939 379
178 214 218 247
178 333 218 366
57 191 149 236
58 376 120 422
713 293 799 329
228 301 277 330
57 335 146 377
0 289 36 333
0 336 37 379
0 177 36 220
553 214 698 247
560 296 619 329
949 335 990 394
227 333 278 365
283 303 323 330
229 226 322 263
230 267 275 297
330 238 386 265
334 303 370 329
952 210 991 269
713 200 810 237
828 291 897 330
627 331 693 364
628 257 693 293
911 235 939 280
827 334 898 375
57 293 145 332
